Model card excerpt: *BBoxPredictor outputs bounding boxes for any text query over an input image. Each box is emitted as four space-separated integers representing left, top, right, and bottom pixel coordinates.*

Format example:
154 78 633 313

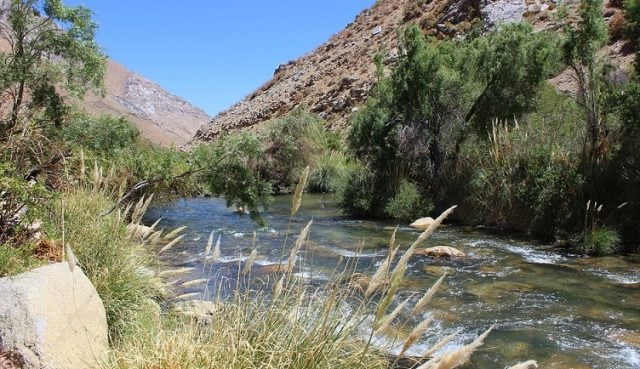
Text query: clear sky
64 1 375 116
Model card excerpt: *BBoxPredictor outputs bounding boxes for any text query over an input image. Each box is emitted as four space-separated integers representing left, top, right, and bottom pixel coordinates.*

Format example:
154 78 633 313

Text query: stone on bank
0 263 108 369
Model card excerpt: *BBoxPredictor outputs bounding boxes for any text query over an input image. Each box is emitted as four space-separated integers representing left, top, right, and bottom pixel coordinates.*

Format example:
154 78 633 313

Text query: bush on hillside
62 115 140 155
262 107 338 192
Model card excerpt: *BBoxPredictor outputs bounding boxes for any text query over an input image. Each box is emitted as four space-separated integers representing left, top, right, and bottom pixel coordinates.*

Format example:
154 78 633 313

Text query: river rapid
145 195 640 369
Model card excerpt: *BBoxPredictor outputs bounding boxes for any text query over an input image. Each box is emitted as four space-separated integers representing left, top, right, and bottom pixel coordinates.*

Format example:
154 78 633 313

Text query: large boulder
0 263 108 369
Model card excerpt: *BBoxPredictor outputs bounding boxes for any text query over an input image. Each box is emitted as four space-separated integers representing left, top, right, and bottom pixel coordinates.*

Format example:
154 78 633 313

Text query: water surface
145 195 640 369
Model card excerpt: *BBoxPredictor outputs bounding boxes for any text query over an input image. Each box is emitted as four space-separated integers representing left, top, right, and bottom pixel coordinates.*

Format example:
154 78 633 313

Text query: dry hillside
193 0 631 143
82 60 211 146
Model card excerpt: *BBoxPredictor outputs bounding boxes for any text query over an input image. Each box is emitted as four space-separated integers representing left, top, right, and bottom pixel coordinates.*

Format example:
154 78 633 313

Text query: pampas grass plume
506 360 538 369
159 234 185 254
291 166 310 216
65 243 77 272
400 316 434 357
412 273 446 315
419 325 494 369
376 293 414 334
164 226 187 240
205 231 214 256
242 249 258 275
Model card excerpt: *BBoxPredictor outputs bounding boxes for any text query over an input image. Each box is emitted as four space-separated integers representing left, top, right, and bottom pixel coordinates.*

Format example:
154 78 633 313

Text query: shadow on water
145 194 640 369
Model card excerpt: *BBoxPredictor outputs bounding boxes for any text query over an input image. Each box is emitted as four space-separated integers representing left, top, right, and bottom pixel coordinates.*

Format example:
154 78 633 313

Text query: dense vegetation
336 0 640 255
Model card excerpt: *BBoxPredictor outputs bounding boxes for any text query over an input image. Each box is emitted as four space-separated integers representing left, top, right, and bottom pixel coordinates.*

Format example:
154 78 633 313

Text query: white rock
0 263 108 369
410 217 436 230
415 246 467 258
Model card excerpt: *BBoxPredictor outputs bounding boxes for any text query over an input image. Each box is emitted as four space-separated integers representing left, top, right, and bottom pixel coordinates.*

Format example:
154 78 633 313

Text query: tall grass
56 190 166 342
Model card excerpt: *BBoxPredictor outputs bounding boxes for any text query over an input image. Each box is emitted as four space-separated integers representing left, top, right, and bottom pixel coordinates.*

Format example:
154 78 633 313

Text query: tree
347 25 466 217
452 22 560 168
0 0 106 137
564 0 609 161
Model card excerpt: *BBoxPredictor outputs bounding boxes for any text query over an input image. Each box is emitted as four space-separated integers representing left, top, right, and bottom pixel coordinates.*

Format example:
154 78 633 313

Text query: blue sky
65 1 374 116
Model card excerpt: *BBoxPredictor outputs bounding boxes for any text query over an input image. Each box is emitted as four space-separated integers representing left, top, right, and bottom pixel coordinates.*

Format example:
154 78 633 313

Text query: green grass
0 243 43 277
578 226 621 256
54 189 165 343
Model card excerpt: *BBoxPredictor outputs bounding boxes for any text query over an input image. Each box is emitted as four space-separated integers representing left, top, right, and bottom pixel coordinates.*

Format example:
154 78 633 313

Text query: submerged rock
0 263 108 369
415 246 466 258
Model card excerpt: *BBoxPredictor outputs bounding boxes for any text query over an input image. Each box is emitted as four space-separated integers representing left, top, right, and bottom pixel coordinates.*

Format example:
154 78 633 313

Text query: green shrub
308 151 352 193
0 244 42 277
338 164 377 217
578 226 621 255
262 107 336 191
63 115 139 155
0 162 52 246
384 180 433 220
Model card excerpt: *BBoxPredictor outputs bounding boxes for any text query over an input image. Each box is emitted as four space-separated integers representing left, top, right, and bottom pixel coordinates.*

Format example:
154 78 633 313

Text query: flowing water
145 195 640 369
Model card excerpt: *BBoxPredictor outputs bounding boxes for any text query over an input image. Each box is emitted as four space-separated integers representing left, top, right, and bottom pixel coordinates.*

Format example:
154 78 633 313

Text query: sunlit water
145 195 640 369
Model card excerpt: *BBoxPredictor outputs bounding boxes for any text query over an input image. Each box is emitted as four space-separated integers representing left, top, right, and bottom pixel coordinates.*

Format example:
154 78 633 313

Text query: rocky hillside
82 61 211 146
193 0 630 143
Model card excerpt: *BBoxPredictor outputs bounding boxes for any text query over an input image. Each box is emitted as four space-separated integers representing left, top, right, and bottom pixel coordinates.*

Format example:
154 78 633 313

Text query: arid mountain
0 0 210 146
82 60 211 146
192 0 630 143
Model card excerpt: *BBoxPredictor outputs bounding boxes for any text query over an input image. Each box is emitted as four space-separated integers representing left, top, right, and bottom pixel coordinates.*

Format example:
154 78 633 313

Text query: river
144 195 640 369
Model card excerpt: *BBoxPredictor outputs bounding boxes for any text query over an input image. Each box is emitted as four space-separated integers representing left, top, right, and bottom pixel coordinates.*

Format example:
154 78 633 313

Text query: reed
418 325 494 369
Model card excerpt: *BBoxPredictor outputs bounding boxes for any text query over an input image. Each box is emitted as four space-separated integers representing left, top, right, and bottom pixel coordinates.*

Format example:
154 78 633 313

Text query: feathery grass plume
173 292 202 301
273 275 285 299
419 325 494 369
79 149 85 178
506 360 538 369
291 166 311 216
159 234 185 254
205 231 214 256
92 160 102 192
121 202 133 223
419 329 462 361
242 249 258 275
400 316 434 357
146 230 163 246
130 195 155 225
412 273 446 315
366 227 400 297
375 293 415 334
376 206 456 324
207 235 221 262
286 220 313 273
149 218 163 232
65 243 77 272
393 205 457 284
180 278 209 288
158 267 195 278
163 226 187 240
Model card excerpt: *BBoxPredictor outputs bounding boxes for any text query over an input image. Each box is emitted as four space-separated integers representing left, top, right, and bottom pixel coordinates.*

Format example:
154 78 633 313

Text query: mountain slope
192 0 630 143
82 60 211 146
